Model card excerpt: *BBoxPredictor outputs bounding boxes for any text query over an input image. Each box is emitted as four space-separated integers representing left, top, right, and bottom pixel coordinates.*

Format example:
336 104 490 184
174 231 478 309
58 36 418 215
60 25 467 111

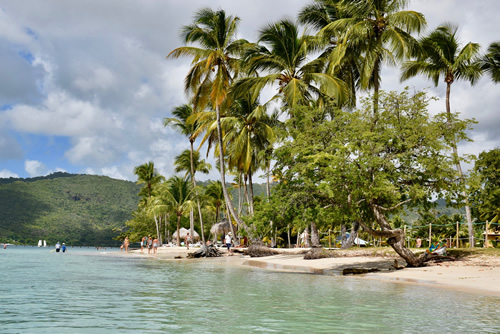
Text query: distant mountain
0 173 141 246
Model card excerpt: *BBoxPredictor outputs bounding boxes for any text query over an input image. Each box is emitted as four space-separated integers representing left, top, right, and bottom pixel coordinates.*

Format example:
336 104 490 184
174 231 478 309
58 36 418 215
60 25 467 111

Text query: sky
0 0 498 182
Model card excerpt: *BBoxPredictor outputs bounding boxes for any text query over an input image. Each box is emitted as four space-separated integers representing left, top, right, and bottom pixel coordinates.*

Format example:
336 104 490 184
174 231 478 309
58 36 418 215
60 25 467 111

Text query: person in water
55 242 61 253
62 243 66 253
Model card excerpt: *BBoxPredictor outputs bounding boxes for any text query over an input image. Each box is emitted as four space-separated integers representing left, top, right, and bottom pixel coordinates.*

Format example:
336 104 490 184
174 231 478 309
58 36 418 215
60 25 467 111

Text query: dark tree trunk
341 222 359 249
310 222 321 247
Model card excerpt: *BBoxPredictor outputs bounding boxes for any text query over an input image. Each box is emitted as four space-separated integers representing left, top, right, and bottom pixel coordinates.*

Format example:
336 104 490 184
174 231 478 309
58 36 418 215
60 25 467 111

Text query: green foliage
470 148 500 223
0 173 141 246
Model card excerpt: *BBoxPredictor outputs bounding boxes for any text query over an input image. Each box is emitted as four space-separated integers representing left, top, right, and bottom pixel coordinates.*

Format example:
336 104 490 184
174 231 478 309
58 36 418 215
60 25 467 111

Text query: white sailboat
38 240 42 247
43 240 47 247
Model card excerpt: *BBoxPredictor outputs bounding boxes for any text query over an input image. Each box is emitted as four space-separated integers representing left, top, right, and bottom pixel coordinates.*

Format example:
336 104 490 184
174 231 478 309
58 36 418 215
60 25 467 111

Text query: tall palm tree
233 19 348 109
324 0 426 117
165 104 209 244
225 94 277 214
168 8 250 233
174 149 212 179
401 23 482 246
162 176 193 246
480 41 500 83
134 161 164 202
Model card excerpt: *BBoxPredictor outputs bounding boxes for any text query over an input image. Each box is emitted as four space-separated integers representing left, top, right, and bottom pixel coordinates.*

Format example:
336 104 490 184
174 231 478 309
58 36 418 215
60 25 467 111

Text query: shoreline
127 246 500 297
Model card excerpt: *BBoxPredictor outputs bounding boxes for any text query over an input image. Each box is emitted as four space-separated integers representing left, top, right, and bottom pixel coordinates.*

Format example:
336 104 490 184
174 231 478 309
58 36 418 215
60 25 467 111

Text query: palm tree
174 149 212 178
165 104 209 244
162 176 193 246
168 8 249 233
205 180 225 224
134 161 164 202
480 41 500 83
401 23 483 247
233 19 348 109
298 0 360 108
225 94 277 214
324 0 426 117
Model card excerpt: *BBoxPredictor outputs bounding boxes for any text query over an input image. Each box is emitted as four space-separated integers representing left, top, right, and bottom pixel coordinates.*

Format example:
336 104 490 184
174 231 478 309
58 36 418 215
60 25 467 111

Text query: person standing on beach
124 237 130 253
147 235 153 254
153 237 158 255
185 232 191 250
416 237 422 248
141 236 146 253
225 232 232 254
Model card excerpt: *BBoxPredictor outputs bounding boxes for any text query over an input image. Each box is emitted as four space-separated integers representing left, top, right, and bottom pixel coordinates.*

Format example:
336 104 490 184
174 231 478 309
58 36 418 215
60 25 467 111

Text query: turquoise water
1 247 499 333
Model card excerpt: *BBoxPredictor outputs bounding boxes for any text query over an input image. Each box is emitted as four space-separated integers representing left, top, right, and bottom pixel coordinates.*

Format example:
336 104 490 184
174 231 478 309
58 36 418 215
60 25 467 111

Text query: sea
1 246 499 333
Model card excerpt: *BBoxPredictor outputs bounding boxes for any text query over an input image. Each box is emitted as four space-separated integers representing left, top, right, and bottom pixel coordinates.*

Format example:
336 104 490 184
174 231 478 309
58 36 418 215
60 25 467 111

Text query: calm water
1 247 499 333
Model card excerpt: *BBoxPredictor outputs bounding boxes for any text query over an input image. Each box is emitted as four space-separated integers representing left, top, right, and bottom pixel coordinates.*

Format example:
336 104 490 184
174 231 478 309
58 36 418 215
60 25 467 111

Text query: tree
134 161 164 202
401 23 482 246
324 0 426 117
161 176 193 246
225 94 277 215
471 149 500 224
233 19 348 109
165 104 211 244
168 8 249 233
272 89 472 266
480 41 500 83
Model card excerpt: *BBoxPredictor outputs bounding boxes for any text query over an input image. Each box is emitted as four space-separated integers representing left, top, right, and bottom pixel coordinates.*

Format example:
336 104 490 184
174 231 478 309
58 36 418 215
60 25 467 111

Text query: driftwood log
187 245 223 258
244 245 279 257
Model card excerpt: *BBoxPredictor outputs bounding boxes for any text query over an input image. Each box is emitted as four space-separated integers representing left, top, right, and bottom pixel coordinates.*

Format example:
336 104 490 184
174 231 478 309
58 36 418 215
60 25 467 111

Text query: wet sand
129 246 500 296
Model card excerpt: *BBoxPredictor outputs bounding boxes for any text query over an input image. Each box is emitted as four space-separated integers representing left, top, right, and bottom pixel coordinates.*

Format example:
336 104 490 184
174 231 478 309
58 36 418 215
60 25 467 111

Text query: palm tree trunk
243 174 249 215
215 105 248 232
266 163 271 199
445 82 474 247
248 168 254 215
154 215 161 245
238 172 243 216
189 141 206 245
176 214 181 246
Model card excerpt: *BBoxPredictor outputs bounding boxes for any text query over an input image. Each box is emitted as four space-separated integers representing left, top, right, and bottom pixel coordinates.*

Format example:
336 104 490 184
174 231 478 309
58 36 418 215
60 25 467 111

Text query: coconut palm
174 149 212 179
480 41 500 83
161 176 193 246
298 0 360 108
225 94 277 214
401 23 483 246
168 8 249 232
134 161 165 202
324 0 426 117
233 19 348 109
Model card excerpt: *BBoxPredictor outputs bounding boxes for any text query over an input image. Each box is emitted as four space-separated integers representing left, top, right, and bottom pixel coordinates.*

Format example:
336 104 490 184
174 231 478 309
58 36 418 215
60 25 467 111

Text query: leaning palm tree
480 41 500 83
401 23 483 247
168 8 249 233
233 19 348 109
324 0 426 117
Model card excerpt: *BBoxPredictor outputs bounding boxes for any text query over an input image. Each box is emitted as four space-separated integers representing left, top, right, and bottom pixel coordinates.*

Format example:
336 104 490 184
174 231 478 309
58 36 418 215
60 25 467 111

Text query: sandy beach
129 246 500 296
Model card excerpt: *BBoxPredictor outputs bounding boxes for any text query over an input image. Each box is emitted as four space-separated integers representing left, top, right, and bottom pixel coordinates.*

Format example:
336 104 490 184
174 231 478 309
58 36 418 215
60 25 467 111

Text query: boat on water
38 240 47 247
38 240 42 247
43 240 47 247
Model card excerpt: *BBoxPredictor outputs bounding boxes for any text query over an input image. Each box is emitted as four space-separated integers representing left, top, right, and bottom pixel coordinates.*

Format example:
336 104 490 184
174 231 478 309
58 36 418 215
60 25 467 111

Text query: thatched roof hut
172 227 200 241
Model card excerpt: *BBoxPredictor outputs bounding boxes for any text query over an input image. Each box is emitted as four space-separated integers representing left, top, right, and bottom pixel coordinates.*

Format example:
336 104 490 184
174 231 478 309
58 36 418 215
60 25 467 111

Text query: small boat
38 240 42 247
43 240 47 247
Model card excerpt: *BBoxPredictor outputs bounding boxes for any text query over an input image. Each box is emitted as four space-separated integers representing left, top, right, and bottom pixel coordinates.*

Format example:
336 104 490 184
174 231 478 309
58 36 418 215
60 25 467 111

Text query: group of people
55 241 66 253
140 235 158 255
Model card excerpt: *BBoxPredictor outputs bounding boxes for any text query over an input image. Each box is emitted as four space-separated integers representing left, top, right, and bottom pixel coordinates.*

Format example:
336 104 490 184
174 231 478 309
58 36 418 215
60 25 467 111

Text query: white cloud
25 160 47 177
0 169 19 178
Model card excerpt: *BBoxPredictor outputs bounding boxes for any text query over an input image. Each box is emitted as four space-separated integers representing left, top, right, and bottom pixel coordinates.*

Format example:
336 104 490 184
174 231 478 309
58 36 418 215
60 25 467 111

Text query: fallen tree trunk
187 244 222 258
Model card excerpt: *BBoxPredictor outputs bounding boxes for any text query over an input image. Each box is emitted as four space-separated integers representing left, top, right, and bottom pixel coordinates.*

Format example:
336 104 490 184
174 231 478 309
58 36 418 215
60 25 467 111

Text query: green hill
0 172 141 246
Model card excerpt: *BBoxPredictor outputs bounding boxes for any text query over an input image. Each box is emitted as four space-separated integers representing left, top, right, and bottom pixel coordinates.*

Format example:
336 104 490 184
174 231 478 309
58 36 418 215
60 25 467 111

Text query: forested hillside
0 172 141 246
